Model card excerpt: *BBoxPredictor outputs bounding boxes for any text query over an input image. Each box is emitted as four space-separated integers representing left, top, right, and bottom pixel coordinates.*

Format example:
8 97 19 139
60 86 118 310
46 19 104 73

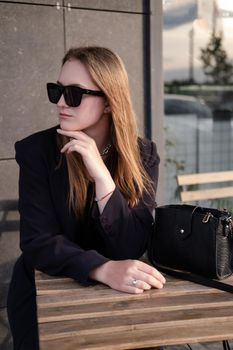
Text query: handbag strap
153 264 233 294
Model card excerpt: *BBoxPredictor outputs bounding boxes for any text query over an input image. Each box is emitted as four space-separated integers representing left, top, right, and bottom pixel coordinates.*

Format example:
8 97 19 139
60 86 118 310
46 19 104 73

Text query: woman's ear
104 105 111 114
104 100 111 114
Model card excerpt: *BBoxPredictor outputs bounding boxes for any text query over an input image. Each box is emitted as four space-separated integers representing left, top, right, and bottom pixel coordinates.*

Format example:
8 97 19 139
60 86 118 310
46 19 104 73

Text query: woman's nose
57 94 68 107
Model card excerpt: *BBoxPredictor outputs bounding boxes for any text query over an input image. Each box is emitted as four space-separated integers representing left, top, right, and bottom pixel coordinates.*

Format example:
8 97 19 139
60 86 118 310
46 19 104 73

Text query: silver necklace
101 143 112 157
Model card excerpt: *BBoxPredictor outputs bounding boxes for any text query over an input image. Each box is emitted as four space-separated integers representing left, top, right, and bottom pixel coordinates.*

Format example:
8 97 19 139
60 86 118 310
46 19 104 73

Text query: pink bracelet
95 190 114 202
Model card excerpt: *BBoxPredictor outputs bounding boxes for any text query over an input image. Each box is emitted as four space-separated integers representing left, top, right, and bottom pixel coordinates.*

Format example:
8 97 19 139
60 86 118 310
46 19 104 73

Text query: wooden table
35 271 233 350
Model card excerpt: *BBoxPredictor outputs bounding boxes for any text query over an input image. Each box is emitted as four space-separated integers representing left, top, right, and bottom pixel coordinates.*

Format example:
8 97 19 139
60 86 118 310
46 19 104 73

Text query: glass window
163 0 233 209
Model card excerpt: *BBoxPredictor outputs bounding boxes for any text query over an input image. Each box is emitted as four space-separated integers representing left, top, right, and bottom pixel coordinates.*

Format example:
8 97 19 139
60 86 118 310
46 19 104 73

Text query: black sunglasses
47 82 105 107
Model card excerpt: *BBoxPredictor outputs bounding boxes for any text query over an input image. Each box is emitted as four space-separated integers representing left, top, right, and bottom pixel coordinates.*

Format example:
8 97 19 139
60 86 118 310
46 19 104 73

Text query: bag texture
149 204 233 279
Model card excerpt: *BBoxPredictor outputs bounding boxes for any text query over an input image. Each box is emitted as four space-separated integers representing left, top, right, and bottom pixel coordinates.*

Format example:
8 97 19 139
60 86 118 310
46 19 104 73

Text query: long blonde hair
57 46 154 218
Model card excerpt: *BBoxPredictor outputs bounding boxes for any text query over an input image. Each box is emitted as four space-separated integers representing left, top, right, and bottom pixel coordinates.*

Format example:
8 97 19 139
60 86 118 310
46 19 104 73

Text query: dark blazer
15 126 160 283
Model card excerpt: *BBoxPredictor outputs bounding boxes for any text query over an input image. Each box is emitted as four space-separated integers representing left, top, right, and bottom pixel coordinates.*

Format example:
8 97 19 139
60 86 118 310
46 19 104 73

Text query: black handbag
148 204 233 293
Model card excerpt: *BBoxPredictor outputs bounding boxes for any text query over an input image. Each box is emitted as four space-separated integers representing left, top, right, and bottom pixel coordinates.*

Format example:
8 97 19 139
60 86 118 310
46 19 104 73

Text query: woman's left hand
57 128 111 182
89 259 166 294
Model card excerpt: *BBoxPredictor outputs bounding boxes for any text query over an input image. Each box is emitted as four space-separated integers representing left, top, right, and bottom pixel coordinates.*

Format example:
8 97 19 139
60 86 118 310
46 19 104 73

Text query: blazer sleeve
91 140 160 259
15 140 109 283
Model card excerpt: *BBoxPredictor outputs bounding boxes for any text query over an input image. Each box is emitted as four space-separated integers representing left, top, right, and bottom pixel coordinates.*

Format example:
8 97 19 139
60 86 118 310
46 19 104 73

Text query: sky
163 0 233 82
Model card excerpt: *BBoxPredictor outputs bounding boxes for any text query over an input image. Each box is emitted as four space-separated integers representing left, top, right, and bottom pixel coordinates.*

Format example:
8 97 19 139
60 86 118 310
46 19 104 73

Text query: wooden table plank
38 292 233 322
37 277 232 307
35 272 233 350
39 305 233 339
39 321 233 350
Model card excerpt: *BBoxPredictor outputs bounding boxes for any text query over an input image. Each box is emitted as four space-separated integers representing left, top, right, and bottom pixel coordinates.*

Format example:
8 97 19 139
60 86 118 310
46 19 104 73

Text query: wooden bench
0 199 19 236
177 170 233 203
35 271 233 350
0 199 20 348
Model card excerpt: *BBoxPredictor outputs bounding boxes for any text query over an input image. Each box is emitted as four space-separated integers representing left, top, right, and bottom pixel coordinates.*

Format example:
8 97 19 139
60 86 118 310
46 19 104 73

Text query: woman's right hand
89 260 166 294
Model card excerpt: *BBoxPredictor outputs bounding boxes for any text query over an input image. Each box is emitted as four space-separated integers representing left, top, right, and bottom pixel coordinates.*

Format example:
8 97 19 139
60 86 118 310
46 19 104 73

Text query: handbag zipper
202 211 233 237
202 212 213 223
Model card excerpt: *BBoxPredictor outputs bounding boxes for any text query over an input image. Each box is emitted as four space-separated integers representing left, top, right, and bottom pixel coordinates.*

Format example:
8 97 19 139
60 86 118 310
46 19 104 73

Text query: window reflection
163 0 233 207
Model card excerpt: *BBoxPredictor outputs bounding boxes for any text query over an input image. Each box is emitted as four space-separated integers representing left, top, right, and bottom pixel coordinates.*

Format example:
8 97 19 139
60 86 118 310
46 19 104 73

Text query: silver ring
132 279 138 286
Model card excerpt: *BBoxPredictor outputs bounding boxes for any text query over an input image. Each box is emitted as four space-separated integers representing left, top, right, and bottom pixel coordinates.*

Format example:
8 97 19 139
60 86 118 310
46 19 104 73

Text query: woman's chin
59 120 81 131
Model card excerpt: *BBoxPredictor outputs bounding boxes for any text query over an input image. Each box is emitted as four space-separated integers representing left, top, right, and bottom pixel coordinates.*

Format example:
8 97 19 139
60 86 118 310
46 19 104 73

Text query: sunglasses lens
47 83 62 104
47 83 83 107
64 86 82 107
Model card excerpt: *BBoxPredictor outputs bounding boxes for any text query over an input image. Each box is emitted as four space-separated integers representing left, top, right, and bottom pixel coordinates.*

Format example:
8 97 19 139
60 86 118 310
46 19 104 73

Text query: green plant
209 198 233 213
164 127 186 200
200 33 233 85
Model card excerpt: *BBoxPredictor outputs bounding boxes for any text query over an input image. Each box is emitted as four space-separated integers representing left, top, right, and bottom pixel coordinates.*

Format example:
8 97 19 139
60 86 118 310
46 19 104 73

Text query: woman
7 46 165 349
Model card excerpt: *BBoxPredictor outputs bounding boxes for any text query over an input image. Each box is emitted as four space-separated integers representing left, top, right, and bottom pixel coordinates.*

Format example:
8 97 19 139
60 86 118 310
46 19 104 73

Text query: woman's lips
59 113 72 119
